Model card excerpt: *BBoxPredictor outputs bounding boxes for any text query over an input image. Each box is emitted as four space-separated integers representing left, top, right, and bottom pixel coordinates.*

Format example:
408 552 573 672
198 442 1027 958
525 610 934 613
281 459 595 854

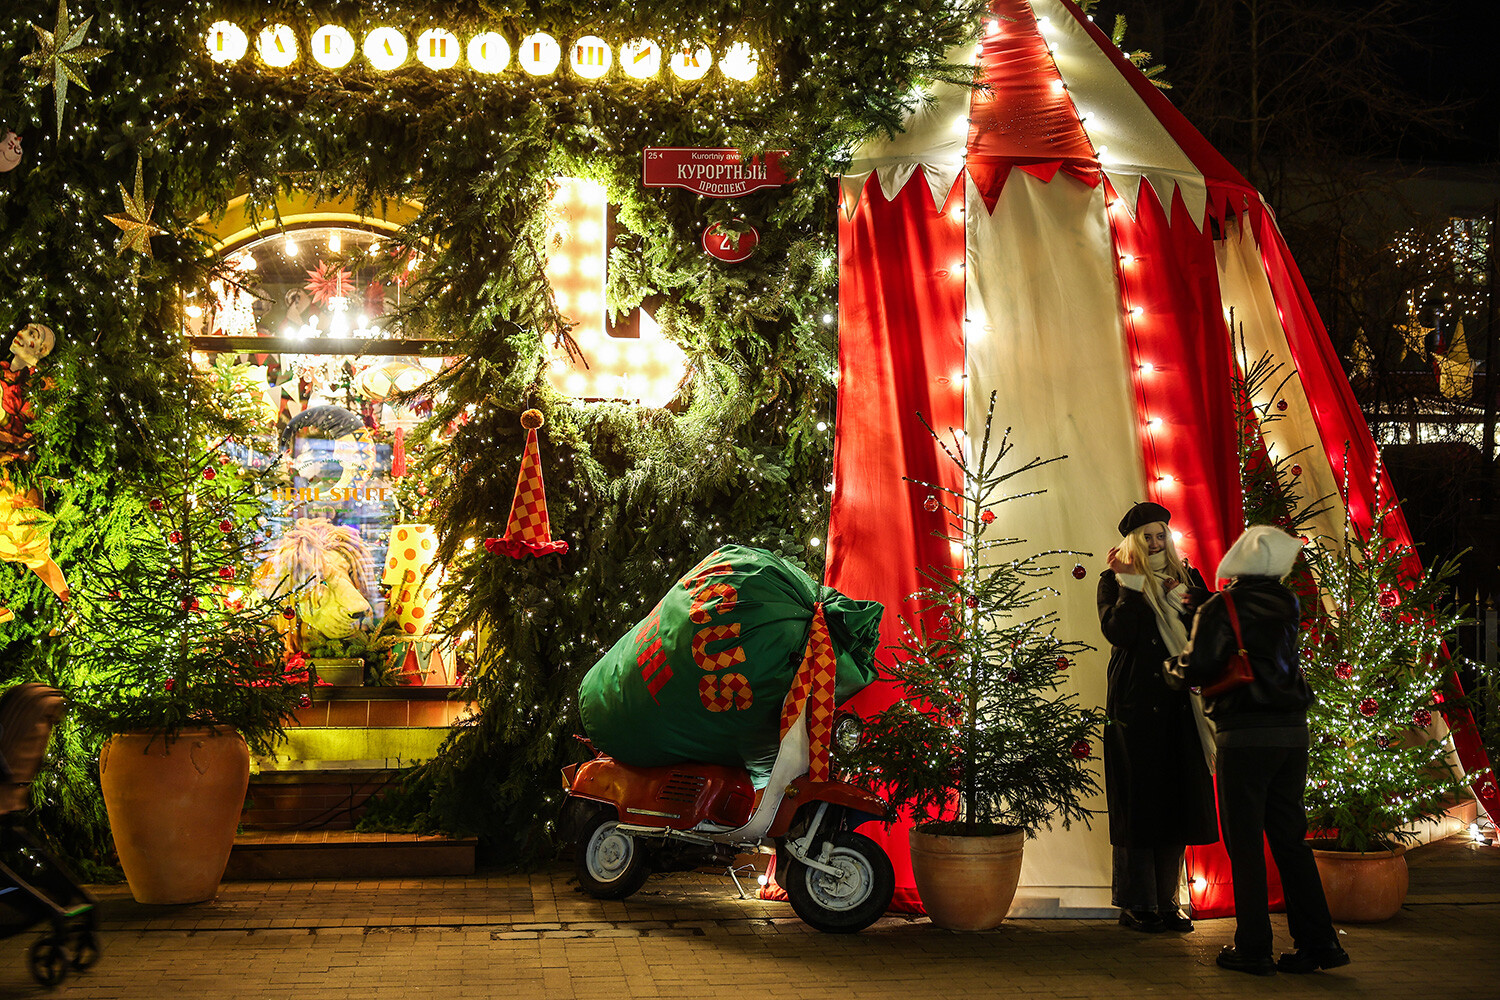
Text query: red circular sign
703 222 759 263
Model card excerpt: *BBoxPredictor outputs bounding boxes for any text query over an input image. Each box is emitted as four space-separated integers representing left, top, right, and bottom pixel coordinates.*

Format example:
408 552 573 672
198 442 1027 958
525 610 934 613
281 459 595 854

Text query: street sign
643 147 791 198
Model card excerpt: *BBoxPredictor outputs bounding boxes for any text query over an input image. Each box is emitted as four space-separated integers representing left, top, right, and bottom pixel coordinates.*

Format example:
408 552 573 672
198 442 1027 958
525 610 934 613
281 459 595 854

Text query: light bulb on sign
718 42 759 81
257 24 298 67
364 27 409 71
467 32 510 73
416 28 460 70
518 33 562 75
619 38 661 79
310 25 356 69
205 22 248 64
669 42 712 80
569 35 612 79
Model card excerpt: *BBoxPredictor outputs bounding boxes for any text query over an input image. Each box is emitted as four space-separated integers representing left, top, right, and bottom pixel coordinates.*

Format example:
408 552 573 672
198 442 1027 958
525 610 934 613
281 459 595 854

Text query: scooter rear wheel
782 830 895 933
575 811 652 899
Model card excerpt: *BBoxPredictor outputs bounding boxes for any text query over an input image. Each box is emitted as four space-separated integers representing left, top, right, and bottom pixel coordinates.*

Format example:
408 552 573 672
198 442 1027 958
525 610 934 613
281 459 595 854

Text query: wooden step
225 830 476 881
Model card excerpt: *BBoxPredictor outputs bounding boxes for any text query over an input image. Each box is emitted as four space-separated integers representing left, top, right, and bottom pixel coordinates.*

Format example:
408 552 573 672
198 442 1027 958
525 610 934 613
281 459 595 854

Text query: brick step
225 830 477 881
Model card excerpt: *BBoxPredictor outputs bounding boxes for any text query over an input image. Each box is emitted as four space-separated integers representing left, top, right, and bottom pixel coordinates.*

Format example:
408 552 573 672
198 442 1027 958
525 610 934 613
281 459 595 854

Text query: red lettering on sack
689 582 738 623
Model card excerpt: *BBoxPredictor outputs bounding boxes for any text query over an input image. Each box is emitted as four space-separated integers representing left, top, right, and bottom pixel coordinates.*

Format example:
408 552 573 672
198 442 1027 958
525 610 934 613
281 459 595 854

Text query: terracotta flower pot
100 728 250 905
1310 841 1409 923
909 824 1025 930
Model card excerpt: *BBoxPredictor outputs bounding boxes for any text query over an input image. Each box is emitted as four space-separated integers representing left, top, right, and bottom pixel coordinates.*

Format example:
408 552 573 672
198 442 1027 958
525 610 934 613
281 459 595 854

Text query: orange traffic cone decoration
778 603 838 782
485 409 568 558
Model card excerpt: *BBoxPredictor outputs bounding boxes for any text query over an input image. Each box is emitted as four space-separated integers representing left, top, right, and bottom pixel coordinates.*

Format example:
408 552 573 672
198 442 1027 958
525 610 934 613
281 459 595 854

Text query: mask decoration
1 325 56 461
0 132 21 173
253 518 376 652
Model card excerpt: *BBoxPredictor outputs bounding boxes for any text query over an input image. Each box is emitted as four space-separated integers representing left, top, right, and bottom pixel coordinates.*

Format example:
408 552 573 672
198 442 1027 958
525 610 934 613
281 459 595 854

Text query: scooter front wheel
575 811 652 900
782 830 895 933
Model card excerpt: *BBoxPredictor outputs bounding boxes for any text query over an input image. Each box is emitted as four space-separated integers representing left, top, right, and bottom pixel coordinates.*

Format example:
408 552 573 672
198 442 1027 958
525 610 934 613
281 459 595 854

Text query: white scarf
1141 551 1189 656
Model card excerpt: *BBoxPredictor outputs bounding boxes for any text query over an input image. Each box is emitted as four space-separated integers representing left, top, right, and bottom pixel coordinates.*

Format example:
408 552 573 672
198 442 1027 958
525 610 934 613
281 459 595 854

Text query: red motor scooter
559 716 894 933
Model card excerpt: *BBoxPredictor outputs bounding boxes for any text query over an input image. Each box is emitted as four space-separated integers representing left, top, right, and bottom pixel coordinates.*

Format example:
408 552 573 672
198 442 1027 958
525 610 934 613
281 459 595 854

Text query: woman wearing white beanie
1166 525 1349 977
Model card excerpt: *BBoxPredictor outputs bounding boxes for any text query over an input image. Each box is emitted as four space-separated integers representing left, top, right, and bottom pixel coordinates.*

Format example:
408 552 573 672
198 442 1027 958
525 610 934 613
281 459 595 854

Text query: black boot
1216 946 1276 976
1118 909 1165 933
1277 945 1351 973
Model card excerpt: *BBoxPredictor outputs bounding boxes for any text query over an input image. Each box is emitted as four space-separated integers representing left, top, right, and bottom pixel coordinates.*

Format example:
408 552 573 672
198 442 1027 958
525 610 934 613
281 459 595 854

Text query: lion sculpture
253 518 377 652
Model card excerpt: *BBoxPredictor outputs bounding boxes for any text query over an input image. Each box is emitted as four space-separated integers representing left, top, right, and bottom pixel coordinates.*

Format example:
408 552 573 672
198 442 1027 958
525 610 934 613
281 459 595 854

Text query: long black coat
1097 568 1218 847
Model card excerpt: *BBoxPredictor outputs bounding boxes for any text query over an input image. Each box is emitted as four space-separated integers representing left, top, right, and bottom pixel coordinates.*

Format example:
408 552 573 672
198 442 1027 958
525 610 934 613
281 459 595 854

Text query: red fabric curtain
825 171 967 912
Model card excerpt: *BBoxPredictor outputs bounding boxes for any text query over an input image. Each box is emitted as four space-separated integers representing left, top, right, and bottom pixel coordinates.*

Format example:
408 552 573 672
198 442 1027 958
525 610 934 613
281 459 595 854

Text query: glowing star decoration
105 158 165 268
364 27 408 71
569 36 612 79
205 21 248 64
21 0 111 133
256 24 298 68
618 39 662 79
467 32 510 73
310 25 356 69
304 261 353 307
717 42 759 81
517 33 561 76
416 28 460 71
669 42 713 81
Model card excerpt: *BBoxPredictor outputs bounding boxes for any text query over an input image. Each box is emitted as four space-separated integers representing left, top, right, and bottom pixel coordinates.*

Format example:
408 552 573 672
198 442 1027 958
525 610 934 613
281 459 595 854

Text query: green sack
579 544 883 787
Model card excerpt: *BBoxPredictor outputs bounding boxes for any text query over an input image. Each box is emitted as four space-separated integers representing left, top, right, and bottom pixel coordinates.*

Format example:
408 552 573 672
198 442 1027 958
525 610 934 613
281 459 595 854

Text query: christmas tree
1299 497 1475 853
842 392 1104 836
68 433 302 756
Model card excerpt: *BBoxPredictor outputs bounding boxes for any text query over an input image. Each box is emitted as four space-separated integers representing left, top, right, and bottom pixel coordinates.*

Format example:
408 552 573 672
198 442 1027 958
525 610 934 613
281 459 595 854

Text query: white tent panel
965 170 1145 913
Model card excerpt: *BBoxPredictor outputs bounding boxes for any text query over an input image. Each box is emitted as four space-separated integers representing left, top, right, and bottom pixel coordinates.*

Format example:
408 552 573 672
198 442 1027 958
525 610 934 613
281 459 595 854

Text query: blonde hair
1118 521 1190 594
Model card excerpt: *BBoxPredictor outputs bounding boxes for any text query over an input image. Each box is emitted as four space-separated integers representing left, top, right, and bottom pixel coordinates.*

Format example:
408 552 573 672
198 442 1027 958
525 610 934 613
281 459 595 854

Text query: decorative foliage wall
1 0 986 859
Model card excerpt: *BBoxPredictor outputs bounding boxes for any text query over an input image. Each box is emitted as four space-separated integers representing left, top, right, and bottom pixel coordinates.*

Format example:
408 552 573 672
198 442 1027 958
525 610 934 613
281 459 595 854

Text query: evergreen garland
1 1 988 862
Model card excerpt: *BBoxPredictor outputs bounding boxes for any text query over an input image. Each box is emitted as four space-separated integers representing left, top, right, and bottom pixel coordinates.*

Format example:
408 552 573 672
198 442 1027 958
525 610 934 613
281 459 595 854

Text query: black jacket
1097 567 1218 847
1165 576 1312 747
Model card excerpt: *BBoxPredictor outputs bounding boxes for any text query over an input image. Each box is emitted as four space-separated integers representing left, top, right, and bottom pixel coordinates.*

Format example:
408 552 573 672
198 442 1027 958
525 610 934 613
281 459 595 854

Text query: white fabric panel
1214 220 1350 547
841 47 976 217
1030 0 1207 227
965 170 1145 913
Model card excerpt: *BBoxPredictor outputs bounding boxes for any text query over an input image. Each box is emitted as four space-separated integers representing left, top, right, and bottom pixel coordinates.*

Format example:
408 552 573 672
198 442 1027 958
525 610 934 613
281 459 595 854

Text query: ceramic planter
1310 840 1409 923
100 728 250 904
909 824 1025 930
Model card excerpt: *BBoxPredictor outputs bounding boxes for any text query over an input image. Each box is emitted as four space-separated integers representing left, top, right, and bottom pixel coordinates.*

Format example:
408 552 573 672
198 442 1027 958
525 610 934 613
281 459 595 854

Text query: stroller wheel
68 928 101 970
29 937 69 988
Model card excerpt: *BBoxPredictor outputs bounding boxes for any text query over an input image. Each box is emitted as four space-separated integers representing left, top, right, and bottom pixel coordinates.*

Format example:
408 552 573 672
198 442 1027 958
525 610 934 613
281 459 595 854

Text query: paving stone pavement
4 837 1497 999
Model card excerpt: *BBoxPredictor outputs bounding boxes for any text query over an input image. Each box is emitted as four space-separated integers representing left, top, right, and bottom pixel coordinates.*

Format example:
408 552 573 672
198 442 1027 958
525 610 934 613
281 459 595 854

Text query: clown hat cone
485 409 568 559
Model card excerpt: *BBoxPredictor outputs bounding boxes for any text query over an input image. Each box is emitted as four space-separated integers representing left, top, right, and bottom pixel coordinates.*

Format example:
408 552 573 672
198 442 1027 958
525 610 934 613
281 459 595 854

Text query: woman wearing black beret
1097 501 1218 932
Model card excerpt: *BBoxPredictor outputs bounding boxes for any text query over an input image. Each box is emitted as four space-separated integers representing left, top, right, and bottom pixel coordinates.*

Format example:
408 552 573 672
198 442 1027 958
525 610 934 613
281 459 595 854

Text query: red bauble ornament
1072 564 1087 580
1379 609 1395 624
1276 399 1288 411
1358 696 1379 718
937 615 952 631
219 519 233 533
108 590 121 599
1334 661 1353 680
1007 670 1020 683
1070 740 1092 760
964 596 978 609
202 467 217 480
282 608 296 620
1378 589 1399 608
218 453 231 466
180 598 200 612
923 494 939 513
1055 656 1070 671
1291 464 1303 477
168 530 183 544
218 566 235 580
1413 708 1433 728
980 510 996 525
149 498 164 512
297 694 313 709
167 568 179 580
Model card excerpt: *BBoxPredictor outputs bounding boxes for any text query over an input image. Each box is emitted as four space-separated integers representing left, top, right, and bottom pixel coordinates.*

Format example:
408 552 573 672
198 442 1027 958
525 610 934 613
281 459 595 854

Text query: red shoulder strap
1221 591 1246 650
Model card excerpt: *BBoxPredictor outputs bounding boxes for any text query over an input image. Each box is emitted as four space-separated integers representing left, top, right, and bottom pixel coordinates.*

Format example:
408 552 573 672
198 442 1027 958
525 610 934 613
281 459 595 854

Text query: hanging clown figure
0 324 67 622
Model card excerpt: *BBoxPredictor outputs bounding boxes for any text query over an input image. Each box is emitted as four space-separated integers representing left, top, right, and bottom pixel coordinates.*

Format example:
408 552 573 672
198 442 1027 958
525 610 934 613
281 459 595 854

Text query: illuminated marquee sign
203 21 762 82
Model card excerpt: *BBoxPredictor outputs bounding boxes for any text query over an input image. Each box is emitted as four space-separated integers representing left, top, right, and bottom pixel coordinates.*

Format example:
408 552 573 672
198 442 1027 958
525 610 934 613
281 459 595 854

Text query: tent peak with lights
826 0 1496 916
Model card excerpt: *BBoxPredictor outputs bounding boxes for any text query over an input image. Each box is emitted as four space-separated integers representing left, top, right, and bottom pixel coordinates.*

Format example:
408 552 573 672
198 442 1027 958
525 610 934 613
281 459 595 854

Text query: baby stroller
1 683 99 987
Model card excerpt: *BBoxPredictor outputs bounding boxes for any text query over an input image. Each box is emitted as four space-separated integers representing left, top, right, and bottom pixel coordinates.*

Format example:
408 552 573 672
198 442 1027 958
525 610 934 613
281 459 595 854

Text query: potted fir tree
1299 503 1474 922
69 441 302 904
842 394 1105 930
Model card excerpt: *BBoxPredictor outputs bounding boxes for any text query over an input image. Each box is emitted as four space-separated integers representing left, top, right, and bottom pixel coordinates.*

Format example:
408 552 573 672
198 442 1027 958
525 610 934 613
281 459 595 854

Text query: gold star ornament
20 0 111 133
105 158 165 260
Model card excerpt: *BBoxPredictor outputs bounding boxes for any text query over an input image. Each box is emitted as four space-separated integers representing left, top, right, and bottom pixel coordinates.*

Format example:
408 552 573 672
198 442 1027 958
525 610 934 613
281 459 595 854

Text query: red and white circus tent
825 0 1499 916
